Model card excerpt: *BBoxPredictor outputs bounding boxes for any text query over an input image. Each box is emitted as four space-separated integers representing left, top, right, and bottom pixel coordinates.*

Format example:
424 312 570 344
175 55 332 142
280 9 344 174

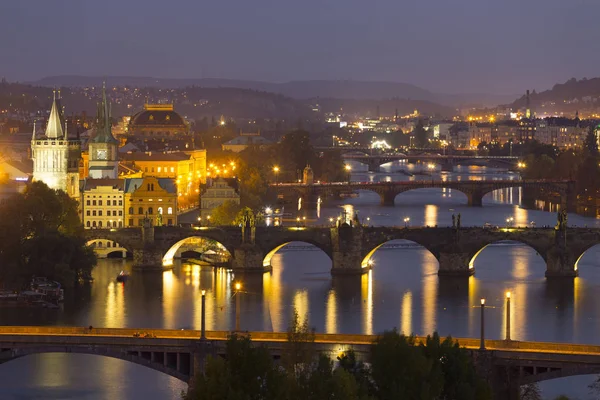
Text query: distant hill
30 75 511 108
509 77 600 109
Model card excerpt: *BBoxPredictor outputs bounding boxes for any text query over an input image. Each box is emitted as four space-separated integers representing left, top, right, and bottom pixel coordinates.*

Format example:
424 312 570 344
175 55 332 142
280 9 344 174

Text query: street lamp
201 289 206 340
206 215 211 226
403 217 410 228
345 164 352 183
505 291 511 341
480 298 485 350
273 166 280 184
235 282 242 331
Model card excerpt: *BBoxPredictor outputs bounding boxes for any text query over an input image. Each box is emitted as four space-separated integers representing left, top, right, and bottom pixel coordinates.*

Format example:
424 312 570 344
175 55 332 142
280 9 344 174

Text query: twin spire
92 82 119 144
44 90 64 139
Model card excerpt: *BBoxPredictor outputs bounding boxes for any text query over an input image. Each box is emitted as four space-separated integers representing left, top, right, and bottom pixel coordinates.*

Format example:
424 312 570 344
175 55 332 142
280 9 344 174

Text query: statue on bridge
555 210 568 231
156 211 163 227
457 213 461 229
143 211 152 227
452 214 456 228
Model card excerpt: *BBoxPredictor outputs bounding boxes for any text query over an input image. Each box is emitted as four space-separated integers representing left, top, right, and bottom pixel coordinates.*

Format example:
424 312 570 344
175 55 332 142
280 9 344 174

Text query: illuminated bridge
2 326 600 399
271 179 574 207
84 224 598 277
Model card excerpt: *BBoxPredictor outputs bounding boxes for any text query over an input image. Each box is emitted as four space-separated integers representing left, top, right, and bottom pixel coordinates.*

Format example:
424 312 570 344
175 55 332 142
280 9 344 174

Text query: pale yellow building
200 178 240 219
124 177 178 227
82 179 125 229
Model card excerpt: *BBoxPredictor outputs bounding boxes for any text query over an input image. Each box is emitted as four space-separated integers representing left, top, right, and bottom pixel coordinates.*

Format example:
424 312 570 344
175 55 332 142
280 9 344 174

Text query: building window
119 210 123 216
129 207 134 215
118 200 123 206
92 200 96 206
138 207 143 215
138 219 143 226
119 221 123 228
92 210 96 216
93 221 97 227
86 200 90 206
167 207 173 215
167 219 173 226
99 211 103 216
158 207 163 215
148 207 153 215
99 221 103 228
170 167 175 173
128 219 134 227
86 210 90 216
113 200 117 206
158 167 162 173
86 221 90 227
145 167 148 173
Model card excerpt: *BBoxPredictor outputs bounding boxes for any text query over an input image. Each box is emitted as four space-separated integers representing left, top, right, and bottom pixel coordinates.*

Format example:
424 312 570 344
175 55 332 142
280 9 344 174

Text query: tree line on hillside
0 182 95 288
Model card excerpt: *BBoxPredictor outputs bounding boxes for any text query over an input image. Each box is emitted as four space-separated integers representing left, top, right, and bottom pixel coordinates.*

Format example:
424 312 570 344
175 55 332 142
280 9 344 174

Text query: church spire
45 90 64 139
91 82 118 144
31 120 36 141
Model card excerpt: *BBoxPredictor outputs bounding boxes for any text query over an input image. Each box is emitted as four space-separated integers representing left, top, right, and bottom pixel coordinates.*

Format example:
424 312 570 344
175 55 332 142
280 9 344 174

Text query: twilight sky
1 0 599 94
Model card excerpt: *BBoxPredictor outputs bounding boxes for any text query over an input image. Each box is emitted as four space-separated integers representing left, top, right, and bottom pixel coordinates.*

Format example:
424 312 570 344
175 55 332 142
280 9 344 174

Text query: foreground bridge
342 153 520 172
272 179 574 207
2 326 600 399
84 224 599 277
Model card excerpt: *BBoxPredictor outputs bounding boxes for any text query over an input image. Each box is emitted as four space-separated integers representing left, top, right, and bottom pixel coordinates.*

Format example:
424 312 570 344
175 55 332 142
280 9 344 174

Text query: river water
1 162 600 400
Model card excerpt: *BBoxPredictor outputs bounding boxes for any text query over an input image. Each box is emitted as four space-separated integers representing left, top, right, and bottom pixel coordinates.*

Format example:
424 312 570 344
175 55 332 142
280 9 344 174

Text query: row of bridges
85 224 600 277
271 179 575 208
2 326 600 399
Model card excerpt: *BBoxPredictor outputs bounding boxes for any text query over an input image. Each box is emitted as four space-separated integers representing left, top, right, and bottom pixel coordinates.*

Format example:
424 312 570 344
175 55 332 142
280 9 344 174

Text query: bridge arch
162 236 232 267
86 239 130 258
262 240 333 269
361 239 440 270
1 348 190 382
468 239 547 274
574 242 600 273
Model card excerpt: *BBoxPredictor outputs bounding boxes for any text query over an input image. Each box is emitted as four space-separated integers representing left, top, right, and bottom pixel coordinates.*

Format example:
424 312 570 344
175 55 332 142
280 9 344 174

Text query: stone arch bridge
84 225 600 277
271 179 575 207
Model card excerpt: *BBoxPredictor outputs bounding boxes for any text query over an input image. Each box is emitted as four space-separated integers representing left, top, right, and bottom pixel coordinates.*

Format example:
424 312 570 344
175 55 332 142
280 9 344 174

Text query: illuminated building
128 104 189 137
88 85 119 179
31 91 81 198
199 178 239 219
124 177 177 227
222 131 272 153
82 179 124 229
468 122 492 148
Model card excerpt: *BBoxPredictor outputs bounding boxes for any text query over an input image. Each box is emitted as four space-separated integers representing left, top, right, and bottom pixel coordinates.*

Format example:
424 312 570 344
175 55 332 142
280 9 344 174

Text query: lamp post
206 215 211 226
404 217 410 228
505 291 511 341
273 166 280 184
480 298 485 350
344 164 352 183
235 282 242 332
201 289 206 340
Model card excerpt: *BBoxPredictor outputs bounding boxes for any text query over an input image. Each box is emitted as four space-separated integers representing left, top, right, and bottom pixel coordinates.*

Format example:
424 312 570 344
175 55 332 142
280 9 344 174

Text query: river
1 162 600 399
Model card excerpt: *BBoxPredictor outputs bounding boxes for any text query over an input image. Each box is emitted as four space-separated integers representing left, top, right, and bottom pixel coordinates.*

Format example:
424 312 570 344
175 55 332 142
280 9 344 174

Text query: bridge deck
2 327 600 357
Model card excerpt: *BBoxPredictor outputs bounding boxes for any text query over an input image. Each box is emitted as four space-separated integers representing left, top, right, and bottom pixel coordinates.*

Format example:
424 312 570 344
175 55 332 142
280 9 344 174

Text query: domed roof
130 104 186 127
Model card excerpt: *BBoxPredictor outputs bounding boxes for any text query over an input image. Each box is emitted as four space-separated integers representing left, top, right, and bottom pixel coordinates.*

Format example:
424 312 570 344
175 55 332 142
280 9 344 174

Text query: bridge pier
232 245 272 273
379 191 396 206
438 252 475 277
331 225 367 275
132 248 165 270
440 161 454 172
466 192 483 207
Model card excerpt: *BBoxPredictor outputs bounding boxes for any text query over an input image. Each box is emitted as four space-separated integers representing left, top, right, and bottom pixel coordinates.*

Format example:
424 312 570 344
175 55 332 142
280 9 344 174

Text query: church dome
130 104 186 127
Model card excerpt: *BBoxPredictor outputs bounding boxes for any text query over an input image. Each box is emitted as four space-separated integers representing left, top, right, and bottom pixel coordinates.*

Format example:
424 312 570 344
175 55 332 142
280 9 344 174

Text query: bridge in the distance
1 325 600 399
341 153 520 172
271 179 574 207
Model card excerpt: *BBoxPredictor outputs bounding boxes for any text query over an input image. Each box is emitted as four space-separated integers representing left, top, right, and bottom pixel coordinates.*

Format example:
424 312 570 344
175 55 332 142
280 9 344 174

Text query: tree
209 200 242 226
282 308 316 378
413 119 429 148
0 181 95 287
520 383 542 400
584 126 599 157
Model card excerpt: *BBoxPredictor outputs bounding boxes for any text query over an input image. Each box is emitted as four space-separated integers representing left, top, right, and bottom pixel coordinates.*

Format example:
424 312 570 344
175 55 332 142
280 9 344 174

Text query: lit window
170 167 175 173
158 167 162 173
167 207 173 215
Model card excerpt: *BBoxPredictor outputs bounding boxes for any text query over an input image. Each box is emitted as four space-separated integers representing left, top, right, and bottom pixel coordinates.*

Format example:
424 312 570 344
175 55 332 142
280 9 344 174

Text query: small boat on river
116 271 129 282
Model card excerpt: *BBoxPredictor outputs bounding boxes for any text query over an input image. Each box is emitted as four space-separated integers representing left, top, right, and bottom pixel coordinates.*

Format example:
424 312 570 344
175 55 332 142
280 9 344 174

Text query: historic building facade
199 178 240 219
31 92 81 198
82 179 124 229
124 177 177 227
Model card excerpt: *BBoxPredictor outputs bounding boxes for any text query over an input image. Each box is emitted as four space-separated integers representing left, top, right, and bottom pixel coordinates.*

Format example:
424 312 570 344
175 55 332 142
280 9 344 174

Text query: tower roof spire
91 81 118 144
45 91 64 139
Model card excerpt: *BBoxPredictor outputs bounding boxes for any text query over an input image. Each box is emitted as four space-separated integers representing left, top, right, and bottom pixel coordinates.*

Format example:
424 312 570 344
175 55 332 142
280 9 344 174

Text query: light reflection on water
2 165 600 399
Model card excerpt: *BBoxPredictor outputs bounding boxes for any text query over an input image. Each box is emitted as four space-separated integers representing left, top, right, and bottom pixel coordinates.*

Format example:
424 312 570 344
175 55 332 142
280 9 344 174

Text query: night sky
1 0 598 94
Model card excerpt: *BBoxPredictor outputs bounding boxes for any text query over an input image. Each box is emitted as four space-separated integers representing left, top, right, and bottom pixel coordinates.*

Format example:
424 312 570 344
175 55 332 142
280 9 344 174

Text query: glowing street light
505 291 511 341
480 298 485 350
345 164 352 183
403 217 410 228
234 282 242 331
273 166 280 184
